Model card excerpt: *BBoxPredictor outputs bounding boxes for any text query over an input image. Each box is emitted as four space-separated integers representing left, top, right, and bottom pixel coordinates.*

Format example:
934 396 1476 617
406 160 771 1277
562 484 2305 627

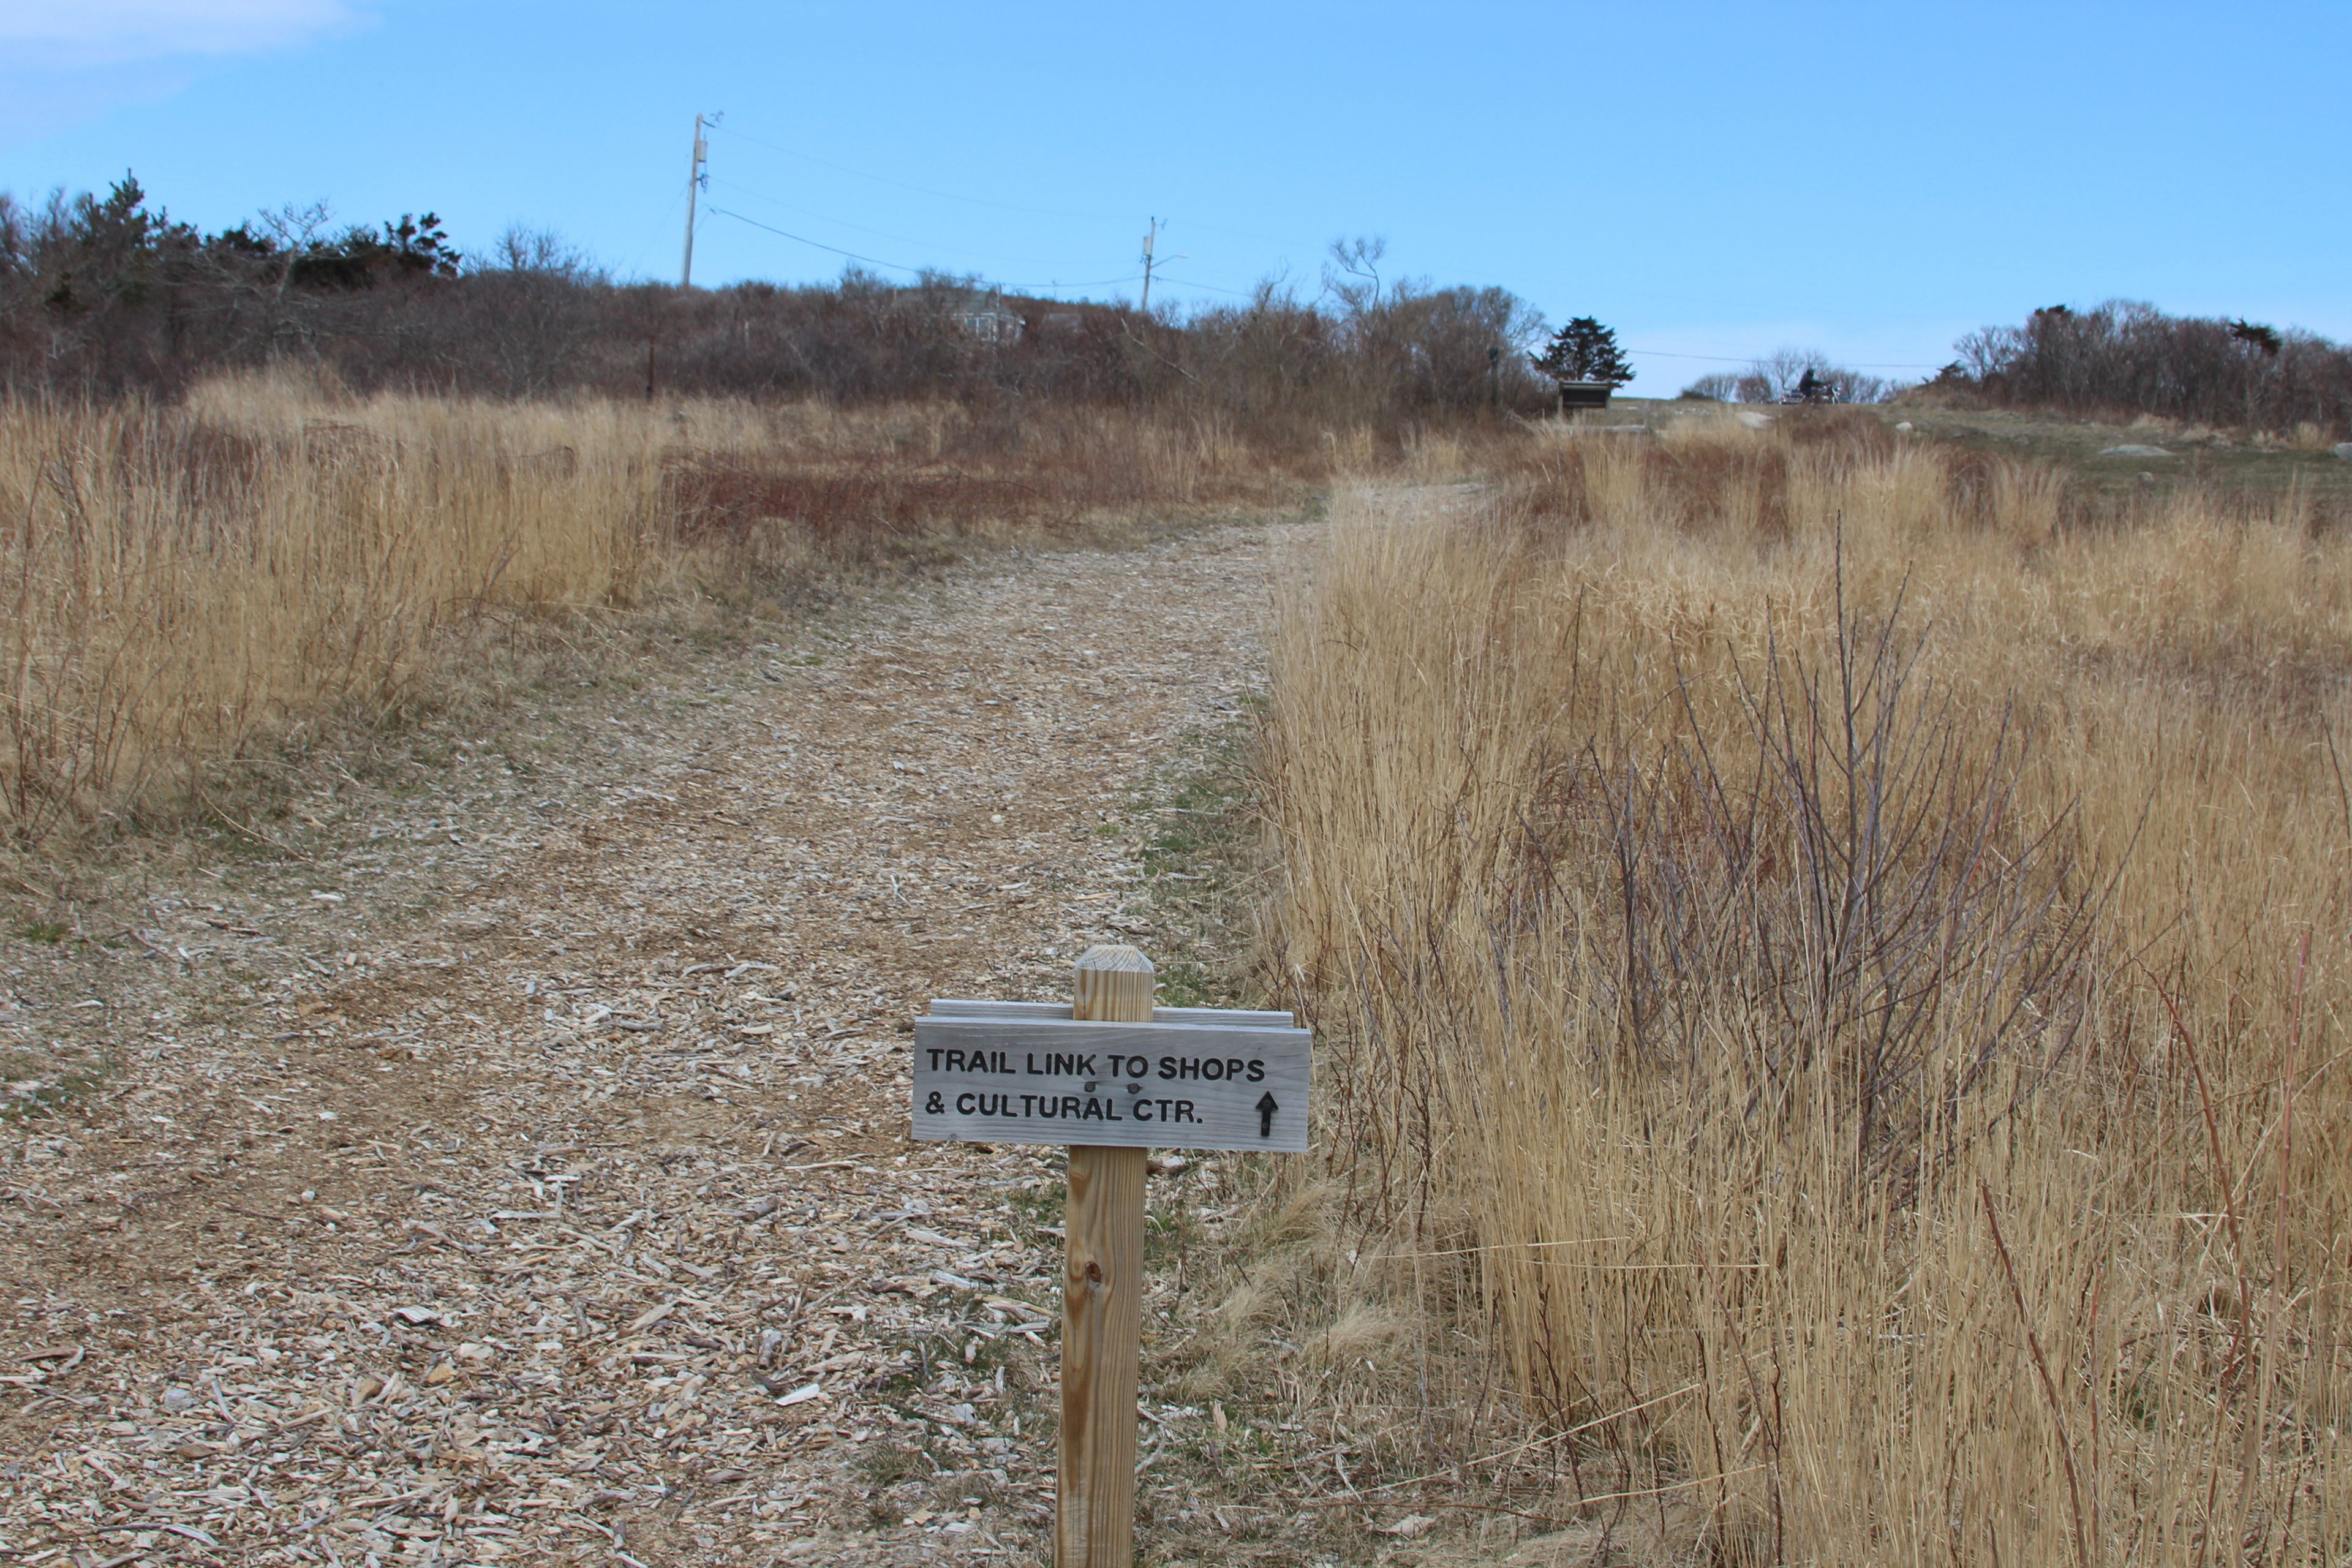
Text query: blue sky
4 1 2346 391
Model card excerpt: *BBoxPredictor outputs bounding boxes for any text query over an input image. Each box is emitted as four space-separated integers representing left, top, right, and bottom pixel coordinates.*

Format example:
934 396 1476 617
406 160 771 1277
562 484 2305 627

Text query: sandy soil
0 518 1299 1567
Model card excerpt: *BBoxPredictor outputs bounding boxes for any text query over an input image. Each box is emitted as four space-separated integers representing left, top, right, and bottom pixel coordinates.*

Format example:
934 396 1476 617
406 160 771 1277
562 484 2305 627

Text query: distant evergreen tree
2229 318 2283 356
1532 317 1634 387
286 213 461 290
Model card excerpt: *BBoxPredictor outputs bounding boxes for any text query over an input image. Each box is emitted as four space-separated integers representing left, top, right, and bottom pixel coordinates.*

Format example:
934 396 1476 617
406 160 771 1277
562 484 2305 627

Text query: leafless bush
466 225 607 396
1550 568 2097 1199
1263 442 2352 1562
1950 299 2352 437
1736 345 1895 404
0 181 1553 443
1678 372 1740 401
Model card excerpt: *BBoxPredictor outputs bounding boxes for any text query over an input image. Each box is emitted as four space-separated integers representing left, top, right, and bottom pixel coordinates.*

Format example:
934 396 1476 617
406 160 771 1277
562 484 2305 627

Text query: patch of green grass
1153 959 1217 1010
194 823 276 860
13 921 68 944
1007 1174 1066 1232
1142 1205 1196 1270
868 1351 928 1406
934 1471 1008 1512
2120 1369 2162 1431
857 1436 930 1488
1 1050 110 1120
1128 703 1268 1014
1878 402 2352 514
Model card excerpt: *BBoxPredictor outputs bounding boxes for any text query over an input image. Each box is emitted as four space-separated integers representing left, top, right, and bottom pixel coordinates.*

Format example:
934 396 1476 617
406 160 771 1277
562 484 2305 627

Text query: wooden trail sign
912 1008 1311 1151
910 944 1312 1568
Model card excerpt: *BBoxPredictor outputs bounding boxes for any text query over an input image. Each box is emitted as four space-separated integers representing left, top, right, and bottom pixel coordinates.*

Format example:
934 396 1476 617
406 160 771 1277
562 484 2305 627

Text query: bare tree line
20 178 2345 439
1675 306 2352 439
1950 299 2352 435
1679 347 1898 405
0 179 1553 436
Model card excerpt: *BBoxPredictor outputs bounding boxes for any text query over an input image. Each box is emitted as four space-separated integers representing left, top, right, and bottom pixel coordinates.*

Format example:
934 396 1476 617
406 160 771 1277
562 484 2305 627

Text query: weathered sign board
911 1000 1310 1152
910 952 1313 1568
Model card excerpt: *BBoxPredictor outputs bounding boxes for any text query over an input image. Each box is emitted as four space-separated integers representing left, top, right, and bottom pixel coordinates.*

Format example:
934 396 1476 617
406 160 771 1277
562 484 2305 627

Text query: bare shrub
1951 299 2352 437
1735 345 1895 404
0 178 1555 440
1563 572 2097 1196
1261 420 2352 1562
468 225 606 397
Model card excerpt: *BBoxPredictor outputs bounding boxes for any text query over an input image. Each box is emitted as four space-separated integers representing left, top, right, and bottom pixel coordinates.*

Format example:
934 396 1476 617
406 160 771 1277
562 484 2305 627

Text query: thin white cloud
0 0 368 66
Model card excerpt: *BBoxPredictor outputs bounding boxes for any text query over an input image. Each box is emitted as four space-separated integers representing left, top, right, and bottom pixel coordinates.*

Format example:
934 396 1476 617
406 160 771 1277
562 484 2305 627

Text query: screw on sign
911 944 1312 1568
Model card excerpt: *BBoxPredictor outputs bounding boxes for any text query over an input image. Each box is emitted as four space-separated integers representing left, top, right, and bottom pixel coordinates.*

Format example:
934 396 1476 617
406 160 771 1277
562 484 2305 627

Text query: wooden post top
1073 944 1152 1025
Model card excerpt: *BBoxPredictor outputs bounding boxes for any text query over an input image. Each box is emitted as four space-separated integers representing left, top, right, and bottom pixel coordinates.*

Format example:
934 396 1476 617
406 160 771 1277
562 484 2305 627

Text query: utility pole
681 112 710 288
1138 217 1161 312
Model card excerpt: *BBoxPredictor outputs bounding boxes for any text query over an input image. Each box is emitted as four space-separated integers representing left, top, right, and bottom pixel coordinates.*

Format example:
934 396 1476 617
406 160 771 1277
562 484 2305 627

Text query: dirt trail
0 519 1299 1566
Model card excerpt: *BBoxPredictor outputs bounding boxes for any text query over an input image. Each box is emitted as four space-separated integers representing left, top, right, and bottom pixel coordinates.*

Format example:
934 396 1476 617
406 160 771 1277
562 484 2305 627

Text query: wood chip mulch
0 519 1297 1567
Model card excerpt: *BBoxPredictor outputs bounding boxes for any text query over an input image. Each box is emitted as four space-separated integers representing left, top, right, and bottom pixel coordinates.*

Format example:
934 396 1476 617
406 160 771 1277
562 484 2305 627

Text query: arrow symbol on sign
1255 1092 1278 1139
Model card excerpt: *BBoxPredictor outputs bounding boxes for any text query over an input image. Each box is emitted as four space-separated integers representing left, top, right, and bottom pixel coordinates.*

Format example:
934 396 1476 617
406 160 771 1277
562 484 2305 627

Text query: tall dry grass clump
1261 414 2352 1563
0 380 671 841
0 374 1281 844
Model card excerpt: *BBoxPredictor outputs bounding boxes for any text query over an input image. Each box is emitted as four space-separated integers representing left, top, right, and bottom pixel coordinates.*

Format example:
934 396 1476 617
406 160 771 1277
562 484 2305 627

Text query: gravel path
0 518 1298 1567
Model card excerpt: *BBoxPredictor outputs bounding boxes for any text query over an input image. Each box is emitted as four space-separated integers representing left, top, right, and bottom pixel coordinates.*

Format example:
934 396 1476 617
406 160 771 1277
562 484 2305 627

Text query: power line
707 123 1139 225
708 177 1088 270
1150 273 1259 300
708 121 1335 275
706 206 1140 292
1626 346 1945 369
711 202 1942 354
624 181 689 282
699 126 1948 361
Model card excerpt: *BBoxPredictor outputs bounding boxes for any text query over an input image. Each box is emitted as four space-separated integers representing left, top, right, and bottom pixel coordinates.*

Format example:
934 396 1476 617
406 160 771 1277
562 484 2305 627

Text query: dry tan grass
0 374 1287 845
1 380 657 842
1261 417 2352 1563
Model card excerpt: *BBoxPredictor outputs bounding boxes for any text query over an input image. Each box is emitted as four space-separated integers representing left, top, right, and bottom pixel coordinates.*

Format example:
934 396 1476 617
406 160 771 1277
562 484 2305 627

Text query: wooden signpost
911 944 1312 1568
